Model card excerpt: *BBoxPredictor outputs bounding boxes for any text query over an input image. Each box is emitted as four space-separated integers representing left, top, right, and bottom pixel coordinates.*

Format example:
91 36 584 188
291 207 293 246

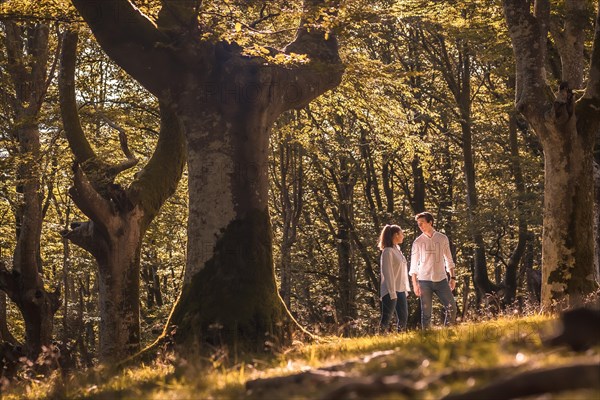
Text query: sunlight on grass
4 315 598 400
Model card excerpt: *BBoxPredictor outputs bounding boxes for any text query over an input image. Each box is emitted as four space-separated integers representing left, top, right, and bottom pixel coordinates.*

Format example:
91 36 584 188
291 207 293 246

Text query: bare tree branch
59 29 96 162
70 0 178 96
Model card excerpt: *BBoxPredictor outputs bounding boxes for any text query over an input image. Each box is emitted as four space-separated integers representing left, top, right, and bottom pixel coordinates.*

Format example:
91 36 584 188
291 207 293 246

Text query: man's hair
415 211 434 225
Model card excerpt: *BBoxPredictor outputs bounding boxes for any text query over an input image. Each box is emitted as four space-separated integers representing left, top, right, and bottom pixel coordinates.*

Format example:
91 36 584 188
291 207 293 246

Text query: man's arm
442 236 456 290
409 241 421 296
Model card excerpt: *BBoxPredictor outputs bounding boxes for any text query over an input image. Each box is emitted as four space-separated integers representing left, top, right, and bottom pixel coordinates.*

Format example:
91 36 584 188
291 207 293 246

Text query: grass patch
3 314 598 399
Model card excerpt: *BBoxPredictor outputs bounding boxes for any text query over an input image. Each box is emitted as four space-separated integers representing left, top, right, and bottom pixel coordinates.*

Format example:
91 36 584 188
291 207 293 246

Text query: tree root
317 364 521 400
442 361 600 400
246 369 351 392
544 307 600 351
316 362 600 400
245 350 395 394
245 350 524 399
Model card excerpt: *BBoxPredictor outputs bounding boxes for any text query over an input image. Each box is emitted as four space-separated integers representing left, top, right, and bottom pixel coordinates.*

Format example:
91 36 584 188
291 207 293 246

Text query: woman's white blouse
380 246 411 299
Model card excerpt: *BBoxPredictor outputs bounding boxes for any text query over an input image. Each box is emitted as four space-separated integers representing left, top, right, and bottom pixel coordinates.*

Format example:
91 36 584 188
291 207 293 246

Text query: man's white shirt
409 231 455 281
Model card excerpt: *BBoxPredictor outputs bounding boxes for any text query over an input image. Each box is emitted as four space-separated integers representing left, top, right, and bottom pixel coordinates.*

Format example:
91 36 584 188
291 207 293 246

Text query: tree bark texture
70 0 343 351
503 0 599 309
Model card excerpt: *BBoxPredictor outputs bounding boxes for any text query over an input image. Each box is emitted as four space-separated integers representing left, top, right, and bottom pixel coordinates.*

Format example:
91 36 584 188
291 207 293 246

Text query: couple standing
378 212 457 332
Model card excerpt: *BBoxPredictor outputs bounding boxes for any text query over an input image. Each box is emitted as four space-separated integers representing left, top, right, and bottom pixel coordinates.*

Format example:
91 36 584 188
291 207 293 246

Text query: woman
377 224 411 332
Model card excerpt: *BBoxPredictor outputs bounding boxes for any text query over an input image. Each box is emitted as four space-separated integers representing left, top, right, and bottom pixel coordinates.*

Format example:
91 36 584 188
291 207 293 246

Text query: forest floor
4 314 600 399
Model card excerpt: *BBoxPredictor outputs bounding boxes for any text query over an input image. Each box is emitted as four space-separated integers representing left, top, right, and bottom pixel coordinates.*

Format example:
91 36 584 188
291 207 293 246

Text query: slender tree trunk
276 131 303 310
0 292 16 344
411 155 426 214
279 245 293 310
503 113 530 305
382 160 395 213
459 75 497 297
439 142 454 240
13 126 54 356
152 264 163 307
62 204 71 343
0 23 60 357
360 127 383 229
594 142 599 283
336 160 357 326
337 215 354 325
142 265 155 309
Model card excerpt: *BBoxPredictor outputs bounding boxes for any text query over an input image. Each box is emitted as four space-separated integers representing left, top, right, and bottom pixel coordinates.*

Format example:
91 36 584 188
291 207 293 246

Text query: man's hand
449 278 456 291
413 281 421 297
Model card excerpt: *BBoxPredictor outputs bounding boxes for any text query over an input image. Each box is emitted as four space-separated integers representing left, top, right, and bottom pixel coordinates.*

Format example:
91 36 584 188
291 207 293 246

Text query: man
410 212 457 329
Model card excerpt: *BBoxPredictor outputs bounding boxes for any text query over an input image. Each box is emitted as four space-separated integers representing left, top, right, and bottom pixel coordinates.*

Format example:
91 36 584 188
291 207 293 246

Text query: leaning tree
503 0 599 308
70 0 343 351
59 29 186 362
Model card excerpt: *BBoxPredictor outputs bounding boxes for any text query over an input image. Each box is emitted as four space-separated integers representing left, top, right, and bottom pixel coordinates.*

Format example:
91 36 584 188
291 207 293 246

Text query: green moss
168 209 290 353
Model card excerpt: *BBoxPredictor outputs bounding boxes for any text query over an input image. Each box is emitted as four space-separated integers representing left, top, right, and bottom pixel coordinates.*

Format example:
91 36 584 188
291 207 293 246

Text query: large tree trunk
71 0 343 351
503 0 599 309
166 100 288 348
538 119 596 307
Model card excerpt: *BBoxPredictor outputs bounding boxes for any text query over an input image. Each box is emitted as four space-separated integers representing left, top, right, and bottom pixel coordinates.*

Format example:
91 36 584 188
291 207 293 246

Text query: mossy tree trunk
70 0 343 351
0 22 60 358
58 30 186 362
503 0 599 309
